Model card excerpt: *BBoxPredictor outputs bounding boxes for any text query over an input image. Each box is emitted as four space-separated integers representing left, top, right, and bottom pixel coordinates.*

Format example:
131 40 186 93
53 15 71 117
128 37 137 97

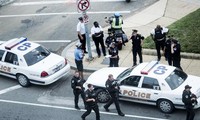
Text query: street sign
77 0 90 12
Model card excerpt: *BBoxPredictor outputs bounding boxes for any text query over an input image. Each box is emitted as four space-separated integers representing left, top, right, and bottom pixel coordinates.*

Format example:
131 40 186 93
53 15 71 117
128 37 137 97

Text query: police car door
119 76 142 102
138 76 161 105
2 51 19 78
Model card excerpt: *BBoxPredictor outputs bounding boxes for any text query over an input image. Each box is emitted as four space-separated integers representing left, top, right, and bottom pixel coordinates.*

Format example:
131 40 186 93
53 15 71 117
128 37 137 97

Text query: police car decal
154 66 167 75
121 90 151 99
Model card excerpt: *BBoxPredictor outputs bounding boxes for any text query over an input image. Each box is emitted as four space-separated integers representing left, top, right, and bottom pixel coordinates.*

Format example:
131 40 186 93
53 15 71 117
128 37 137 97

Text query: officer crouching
81 84 100 120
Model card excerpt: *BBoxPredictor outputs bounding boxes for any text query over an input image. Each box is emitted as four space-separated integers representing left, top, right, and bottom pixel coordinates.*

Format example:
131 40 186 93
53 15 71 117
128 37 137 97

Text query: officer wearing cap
108 42 119 67
74 42 84 79
182 85 197 120
129 29 144 66
150 25 169 61
77 17 88 54
81 84 100 120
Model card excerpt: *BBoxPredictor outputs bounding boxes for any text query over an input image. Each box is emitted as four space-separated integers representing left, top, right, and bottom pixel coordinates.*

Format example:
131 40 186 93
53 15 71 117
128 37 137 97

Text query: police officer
74 42 84 79
108 42 119 67
130 29 144 66
171 39 182 70
71 71 86 110
81 84 100 120
164 36 173 65
104 74 125 116
182 85 197 120
111 12 123 31
150 25 169 61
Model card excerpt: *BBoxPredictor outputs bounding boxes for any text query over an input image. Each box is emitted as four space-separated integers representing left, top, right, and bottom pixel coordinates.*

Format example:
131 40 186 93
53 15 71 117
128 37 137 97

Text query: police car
84 61 200 113
0 37 70 87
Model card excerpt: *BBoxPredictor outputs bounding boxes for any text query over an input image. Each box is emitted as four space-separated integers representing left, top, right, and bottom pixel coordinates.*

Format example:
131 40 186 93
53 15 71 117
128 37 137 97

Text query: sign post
77 0 93 61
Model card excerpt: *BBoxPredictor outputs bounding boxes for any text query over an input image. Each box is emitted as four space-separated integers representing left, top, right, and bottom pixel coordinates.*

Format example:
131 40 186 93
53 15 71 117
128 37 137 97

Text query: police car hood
30 53 66 75
86 67 128 88
174 75 200 94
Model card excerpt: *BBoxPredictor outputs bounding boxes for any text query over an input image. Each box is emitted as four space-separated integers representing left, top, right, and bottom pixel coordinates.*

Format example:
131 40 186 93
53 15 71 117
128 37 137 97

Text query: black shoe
104 106 109 112
118 112 125 116
98 55 101 58
81 116 85 120
104 54 107 56
84 51 88 54
75 106 80 110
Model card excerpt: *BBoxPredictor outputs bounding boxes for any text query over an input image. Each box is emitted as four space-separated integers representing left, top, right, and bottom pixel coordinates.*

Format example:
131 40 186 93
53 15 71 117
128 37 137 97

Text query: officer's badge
185 95 189 98
85 94 88 98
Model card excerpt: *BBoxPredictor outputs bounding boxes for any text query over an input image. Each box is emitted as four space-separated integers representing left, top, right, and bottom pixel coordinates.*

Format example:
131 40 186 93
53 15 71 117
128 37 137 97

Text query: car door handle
154 93 158 95
13 67 17 69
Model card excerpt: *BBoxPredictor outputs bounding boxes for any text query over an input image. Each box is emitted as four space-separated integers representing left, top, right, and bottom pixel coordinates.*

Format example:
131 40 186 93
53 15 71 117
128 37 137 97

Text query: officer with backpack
150 25 169 61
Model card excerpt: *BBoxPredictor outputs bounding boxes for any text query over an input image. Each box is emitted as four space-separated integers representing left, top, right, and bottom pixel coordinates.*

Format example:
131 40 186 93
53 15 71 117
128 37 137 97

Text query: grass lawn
143 8 200 54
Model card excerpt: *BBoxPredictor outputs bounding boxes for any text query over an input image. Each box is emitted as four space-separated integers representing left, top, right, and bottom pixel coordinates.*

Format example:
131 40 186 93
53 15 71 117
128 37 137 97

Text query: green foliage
143 8 200 53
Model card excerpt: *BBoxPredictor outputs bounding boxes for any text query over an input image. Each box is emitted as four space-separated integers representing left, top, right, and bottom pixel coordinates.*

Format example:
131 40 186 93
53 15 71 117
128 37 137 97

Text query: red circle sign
77 0 90 11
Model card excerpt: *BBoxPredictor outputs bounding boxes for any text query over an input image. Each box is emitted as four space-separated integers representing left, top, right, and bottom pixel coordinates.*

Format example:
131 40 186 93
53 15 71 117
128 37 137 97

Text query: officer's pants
186 107 195 120
104 94 122 114
132 47 142 66
93 36 106 56
82 105 100 120
78 34 86 53
173 58 182 70
155 40 165 61
73 90 86 107
109 58 119 67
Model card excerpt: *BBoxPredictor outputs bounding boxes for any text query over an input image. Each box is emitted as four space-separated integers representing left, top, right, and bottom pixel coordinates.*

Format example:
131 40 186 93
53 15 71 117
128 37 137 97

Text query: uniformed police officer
182 85 197 120
171 39 182 70
150 25 169 61
130 29 144 66
104 74 125 116
111 12 123 31
81 84 100 120
108 42 119 67
71 71 86 110
164 36 173 65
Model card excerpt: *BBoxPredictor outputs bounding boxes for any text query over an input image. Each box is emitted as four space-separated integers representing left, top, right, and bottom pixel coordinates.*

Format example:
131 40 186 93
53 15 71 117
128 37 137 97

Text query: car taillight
65 58 68 65
41 71 48 77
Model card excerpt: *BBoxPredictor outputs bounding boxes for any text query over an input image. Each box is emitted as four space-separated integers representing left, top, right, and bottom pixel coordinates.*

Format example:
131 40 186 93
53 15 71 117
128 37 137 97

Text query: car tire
96 89 110 103
157 99 174 113
17 74 30 87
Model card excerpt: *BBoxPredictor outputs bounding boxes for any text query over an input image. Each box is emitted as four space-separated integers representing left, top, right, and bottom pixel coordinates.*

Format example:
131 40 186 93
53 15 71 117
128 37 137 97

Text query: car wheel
96 89 110 103
158 99 174 113
17 74 30 87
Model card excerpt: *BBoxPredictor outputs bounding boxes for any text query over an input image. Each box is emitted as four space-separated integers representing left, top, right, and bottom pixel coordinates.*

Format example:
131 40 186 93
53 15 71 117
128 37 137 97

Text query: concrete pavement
62 0 200 76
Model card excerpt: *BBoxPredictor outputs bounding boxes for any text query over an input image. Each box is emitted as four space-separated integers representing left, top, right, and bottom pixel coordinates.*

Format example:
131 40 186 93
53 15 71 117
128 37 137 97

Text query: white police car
84 61 200 113
0 37 70 87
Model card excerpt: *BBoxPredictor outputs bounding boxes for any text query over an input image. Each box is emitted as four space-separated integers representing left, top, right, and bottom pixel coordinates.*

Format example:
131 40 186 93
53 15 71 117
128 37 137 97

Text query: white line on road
0 11 130 18
0 99 169 120
0 40 71 43
0 85 22 95
12 0 127 6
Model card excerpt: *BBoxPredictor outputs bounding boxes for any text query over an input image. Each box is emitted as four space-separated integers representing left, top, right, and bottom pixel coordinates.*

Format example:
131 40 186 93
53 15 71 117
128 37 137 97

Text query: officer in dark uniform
171 39 182 70
130 29 144 66
164 36 173 65
104 74 125 116
108 42 119 67
81 84 100 120
151 25 169 61
182 85 197 120
71 71 86 110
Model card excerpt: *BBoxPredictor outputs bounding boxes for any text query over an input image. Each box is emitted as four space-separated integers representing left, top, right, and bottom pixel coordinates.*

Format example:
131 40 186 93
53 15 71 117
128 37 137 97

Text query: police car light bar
5 37 27 50
141 61 158 75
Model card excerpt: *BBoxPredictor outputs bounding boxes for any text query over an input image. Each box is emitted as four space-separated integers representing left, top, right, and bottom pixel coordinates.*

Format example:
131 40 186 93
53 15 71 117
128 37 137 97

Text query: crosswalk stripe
0 85 22 95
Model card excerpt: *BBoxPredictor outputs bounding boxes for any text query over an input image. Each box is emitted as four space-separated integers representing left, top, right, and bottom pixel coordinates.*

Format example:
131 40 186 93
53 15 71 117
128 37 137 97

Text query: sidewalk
62 0 200 76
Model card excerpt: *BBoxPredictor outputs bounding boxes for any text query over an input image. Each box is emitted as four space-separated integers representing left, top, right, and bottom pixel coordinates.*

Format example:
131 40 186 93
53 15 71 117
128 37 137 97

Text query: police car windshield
24 46 50 66
165 69 188 90
116 67 134 81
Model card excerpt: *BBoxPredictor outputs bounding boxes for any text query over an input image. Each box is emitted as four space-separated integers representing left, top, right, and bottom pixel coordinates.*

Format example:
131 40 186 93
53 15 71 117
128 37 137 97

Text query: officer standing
182 85 197 120
71 71 86 110
91 21 106 58
81 84 100 120
104 74 125 116
74 42 84 79
171 39 182 70
150 25 169 61
164 36 173 65
130 29 144 66
108 42 119 67
77 17 88 54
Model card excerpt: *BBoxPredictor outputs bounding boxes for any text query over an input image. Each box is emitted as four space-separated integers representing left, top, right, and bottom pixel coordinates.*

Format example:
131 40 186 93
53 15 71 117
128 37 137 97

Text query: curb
0 0 15 6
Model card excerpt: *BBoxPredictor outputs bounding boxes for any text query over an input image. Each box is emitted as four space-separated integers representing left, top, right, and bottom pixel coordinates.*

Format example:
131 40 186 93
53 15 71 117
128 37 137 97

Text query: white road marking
12 0 126 6
0 99 169 120
0 11 130 18
0 85 22 95
0 40 71 43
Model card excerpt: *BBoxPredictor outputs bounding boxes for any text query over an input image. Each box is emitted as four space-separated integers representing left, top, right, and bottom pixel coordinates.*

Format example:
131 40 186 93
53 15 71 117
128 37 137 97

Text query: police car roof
131 61 176 79
0 37 40 55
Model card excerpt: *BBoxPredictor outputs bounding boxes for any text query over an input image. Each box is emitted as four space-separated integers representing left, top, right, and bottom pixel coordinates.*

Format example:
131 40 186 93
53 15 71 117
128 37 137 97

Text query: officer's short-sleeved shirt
91 25 103 36
150 27 168 35
74 48 83 61
130 34 144 48
77 22 86 34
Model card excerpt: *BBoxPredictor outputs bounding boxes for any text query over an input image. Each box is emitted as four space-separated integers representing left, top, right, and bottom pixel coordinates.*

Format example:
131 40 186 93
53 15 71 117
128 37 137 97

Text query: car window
120 76 141 87
24 46 50 66
4 52 19 65
0 50 5 61
165 69 187 90
142 77 160 90
117 67 134 81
